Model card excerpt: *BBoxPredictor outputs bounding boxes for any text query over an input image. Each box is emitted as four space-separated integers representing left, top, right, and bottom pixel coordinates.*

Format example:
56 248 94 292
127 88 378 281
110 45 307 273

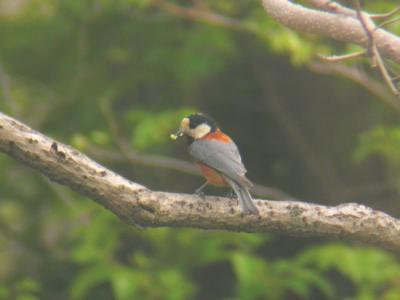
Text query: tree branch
0 112 399 251
261 0 400 64
151 0 255 32
352 0 399 97
307 62 400 111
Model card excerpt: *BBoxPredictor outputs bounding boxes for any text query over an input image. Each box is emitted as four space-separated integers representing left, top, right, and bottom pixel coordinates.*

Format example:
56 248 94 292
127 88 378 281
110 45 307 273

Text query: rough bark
261 0 400 64
0 112 399 251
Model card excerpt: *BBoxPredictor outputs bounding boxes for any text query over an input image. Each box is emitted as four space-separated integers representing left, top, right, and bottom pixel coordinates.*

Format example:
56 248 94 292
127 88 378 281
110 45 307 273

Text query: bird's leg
195 181 208 199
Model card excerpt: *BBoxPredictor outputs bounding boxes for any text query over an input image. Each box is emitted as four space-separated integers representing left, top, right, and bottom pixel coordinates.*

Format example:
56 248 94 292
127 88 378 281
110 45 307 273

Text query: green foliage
298 244 400 300
268 28 315 65
231 249 335 300
125 107 196 150
354 126 400 164
0 278 41 300
175 25 236 85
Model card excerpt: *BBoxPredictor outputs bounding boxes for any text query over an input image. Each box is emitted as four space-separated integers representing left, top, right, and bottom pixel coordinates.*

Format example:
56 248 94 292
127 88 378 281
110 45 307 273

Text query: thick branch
0 112 399 251
261 0 400 64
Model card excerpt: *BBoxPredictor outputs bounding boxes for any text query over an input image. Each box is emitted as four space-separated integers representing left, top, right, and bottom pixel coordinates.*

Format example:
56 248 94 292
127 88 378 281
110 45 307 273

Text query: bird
170 113 259 215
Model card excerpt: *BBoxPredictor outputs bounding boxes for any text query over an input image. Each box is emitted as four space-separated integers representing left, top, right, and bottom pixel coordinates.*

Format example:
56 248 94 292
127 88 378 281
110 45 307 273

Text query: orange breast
196 163 228 187
202 129 232 143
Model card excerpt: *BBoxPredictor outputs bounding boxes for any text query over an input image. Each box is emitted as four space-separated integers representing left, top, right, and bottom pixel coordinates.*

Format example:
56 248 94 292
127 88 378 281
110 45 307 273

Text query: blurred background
0 0 399 299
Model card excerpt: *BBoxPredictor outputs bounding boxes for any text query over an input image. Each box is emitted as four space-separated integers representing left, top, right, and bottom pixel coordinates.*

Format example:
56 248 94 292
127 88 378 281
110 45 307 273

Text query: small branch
392 74 400 81
151 0 255 32
308 62 400 111
353 0 374 52
377 17 400 30
353 0 399 96
317 51 366 62
0 112 399 251
370 7 400 20
374 48 399 96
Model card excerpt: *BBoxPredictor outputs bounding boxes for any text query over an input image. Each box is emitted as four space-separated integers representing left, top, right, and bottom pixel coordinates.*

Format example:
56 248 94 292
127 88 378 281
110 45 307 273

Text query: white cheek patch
190 124 211 139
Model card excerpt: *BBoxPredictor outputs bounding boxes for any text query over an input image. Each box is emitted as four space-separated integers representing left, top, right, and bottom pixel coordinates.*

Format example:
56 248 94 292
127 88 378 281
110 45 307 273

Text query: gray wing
189 139 252 187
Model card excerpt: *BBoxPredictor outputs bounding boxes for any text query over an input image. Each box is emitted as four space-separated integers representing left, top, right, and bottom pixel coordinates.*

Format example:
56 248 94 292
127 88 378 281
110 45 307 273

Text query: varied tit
171 113 259 215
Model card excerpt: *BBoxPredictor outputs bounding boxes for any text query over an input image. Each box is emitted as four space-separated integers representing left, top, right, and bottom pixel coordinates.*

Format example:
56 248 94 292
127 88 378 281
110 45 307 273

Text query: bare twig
308 62 400 111
353 0 399 96
353 1 375 61
150 0 256 32
370 7 400 20
317 51 366 62
374 50 399 96
0 112 400 251
377 17 400 30
392 74 400 81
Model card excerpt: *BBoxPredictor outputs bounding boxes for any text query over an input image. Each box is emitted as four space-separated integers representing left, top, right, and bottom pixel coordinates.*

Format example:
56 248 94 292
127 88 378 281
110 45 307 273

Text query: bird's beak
170 130 184 140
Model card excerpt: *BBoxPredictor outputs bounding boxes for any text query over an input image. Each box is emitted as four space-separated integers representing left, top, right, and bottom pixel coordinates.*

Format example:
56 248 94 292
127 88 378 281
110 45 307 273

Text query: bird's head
170 113 217 141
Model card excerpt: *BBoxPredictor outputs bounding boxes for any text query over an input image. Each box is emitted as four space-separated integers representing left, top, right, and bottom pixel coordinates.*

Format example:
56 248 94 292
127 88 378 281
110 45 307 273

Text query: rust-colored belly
196 163 228 187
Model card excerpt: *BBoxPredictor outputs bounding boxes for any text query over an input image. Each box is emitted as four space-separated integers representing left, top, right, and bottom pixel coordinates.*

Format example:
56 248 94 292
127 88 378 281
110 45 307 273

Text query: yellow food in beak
170 117 189 141
170 130 183 141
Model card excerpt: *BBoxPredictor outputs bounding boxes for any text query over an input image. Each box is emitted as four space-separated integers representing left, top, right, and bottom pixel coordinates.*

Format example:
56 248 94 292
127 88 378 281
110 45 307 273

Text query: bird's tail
224 177 259 215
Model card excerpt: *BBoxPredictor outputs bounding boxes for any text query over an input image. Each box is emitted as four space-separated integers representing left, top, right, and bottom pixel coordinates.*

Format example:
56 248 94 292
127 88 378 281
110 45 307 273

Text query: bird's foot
195 191 206 199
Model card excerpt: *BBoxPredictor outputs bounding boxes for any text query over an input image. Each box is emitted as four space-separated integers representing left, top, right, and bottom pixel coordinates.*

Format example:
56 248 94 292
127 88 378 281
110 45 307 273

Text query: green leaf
125 107 196 150
353 126 400 164
111 268 140 300
70 265 111 300
16 278 41 293
230 252 269 300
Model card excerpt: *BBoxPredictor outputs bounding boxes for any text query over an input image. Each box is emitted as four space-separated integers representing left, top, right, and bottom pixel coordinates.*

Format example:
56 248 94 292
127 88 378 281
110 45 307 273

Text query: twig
150 0 255 32
374 48 399 96
370 7 400 20
392 74 400 81
308 62 400 111
353 0 375 63
377 17 400 30
353 0 399 96
317 51 366 62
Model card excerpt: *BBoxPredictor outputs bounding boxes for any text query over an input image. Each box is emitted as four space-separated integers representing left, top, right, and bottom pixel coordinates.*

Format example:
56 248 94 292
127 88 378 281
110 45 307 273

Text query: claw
196 191 206 199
